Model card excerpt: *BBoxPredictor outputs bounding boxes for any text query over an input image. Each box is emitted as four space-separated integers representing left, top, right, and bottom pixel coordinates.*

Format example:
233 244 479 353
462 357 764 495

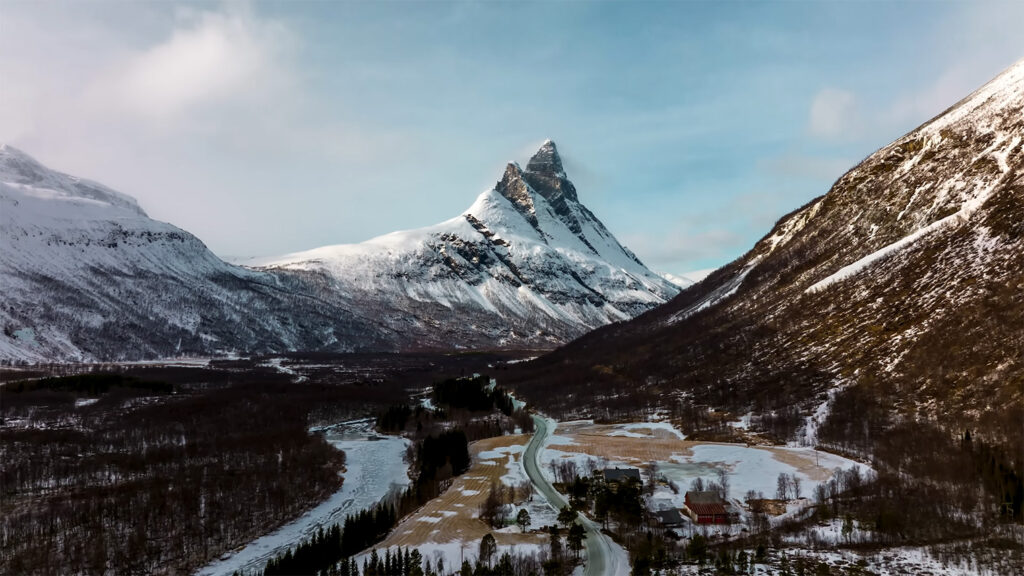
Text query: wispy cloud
106 8 292 122
808 88 859 141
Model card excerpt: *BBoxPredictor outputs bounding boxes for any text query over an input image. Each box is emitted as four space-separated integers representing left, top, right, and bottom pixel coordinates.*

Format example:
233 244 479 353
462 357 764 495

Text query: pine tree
567 523 585 559
516 508 531 533
479 533 497 567
409 550 424 576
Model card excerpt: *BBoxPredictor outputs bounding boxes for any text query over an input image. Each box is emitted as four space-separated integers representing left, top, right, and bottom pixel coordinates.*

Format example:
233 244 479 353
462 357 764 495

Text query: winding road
523 416 628 576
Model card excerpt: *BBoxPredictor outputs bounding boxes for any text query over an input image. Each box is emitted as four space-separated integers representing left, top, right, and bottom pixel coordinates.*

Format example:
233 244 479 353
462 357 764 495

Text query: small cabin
654 508 686 528
683 491 729 524
602 467 641 485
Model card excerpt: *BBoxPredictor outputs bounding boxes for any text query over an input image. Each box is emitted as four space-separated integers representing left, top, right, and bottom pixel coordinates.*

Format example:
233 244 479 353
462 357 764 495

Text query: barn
683 491 729 524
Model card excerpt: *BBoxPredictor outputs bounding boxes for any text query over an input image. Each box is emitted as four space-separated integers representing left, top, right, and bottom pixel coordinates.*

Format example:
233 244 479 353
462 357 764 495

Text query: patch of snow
614 422 687 440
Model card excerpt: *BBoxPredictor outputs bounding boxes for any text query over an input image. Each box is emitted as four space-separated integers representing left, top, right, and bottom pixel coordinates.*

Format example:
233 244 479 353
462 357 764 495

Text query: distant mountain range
509 58 1024 448
0 141 677 362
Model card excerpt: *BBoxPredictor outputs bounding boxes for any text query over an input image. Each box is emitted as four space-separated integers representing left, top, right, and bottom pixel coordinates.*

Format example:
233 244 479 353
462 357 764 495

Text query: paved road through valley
523 415 628 576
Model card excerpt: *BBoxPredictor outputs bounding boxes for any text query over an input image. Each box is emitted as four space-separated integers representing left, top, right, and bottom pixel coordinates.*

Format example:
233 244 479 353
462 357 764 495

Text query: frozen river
196 419 410 576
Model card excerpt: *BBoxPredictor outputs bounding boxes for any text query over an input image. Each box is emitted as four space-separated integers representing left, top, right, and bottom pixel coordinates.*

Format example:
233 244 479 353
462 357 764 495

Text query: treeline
262 504 401 573
816 383 1023 543
2 373 174 412
377 404 415 432
264 524 344 576
432 375 514 415
376 376 533 439
6 372 174 395
266 542 546 576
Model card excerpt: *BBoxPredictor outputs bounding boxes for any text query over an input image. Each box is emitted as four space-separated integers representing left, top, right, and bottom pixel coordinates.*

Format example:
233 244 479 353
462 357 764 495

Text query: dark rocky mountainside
510 59 1024 452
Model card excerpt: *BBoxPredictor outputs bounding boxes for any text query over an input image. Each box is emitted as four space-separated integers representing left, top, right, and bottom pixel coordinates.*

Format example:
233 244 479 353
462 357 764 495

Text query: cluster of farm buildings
600 467 733 527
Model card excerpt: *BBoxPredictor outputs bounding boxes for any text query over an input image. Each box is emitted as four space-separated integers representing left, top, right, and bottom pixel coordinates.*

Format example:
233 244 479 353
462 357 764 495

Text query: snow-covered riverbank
196 421 410 576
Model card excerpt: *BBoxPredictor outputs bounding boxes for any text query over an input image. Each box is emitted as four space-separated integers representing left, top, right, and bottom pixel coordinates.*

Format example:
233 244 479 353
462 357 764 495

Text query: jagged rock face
511 59 1024 446
495 163 539 228
0 141 678 362
258 141 679 350
495 141 643 262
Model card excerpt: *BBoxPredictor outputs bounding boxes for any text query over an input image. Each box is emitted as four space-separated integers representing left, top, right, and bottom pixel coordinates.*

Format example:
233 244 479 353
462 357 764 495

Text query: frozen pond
196 419 410 576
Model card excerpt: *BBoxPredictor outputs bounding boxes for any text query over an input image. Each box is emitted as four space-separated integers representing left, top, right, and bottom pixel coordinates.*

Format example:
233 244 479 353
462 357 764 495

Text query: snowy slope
659 272 696 289
256 141 679 348
0 141 676 362
0 145 386 362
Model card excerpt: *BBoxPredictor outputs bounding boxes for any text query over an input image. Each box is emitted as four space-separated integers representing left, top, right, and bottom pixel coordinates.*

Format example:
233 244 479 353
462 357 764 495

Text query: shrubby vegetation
2 358 511 576
2 373 351 575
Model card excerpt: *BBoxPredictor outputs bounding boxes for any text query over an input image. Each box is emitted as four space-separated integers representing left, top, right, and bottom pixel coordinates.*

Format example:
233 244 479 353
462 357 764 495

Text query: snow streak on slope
803 56 1024 293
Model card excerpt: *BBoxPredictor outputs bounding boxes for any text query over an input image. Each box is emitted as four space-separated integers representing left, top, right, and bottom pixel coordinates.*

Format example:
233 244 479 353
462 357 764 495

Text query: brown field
548 422 695 463
376 434 548 554
549 422 841 482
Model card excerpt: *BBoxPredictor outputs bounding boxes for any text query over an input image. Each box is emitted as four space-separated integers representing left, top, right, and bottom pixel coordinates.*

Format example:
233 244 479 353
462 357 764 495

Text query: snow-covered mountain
0 145 391 362
511 59 1024 446
255 140 679 349
0 141 676 362
659 272 696 289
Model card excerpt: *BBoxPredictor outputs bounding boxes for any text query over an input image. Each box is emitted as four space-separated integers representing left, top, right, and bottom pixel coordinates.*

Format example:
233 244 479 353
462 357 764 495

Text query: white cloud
808 88 858 140
109 9 290 120
0 3 301 155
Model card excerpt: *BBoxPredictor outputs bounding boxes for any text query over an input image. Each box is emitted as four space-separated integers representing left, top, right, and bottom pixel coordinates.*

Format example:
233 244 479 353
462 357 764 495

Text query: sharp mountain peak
525 139 564 176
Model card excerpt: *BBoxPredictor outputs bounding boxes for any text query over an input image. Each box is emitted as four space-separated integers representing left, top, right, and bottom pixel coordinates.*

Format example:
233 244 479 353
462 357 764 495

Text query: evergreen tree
515 508 531 533
557 505 576 528
479 533 497 568
567 523 585 559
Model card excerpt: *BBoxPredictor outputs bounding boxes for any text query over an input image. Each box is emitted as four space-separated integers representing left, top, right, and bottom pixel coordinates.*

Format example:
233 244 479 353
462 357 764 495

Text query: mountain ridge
0 141 677 361
254 141 679 348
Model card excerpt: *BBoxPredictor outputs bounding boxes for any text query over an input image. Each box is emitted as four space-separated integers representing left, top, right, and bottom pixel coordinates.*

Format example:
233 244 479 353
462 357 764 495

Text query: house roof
686 502 728 517
685 490 723 504
654 509 685 525
603 468 641 483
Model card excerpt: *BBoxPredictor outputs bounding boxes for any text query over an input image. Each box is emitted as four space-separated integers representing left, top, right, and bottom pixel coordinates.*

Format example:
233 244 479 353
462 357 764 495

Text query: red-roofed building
683 491 729 524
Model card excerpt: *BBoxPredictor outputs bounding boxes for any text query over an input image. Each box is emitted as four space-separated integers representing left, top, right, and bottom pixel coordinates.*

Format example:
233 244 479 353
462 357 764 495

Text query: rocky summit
258 140 679 351
0 142 678 362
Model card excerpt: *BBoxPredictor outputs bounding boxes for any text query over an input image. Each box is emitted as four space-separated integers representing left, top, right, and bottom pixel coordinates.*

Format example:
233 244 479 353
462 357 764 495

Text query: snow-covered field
538 420 868 517
196 421 410 576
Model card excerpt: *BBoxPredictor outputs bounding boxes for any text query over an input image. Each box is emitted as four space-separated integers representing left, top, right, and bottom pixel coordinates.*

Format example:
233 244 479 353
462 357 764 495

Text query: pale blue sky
2 1 1022 274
